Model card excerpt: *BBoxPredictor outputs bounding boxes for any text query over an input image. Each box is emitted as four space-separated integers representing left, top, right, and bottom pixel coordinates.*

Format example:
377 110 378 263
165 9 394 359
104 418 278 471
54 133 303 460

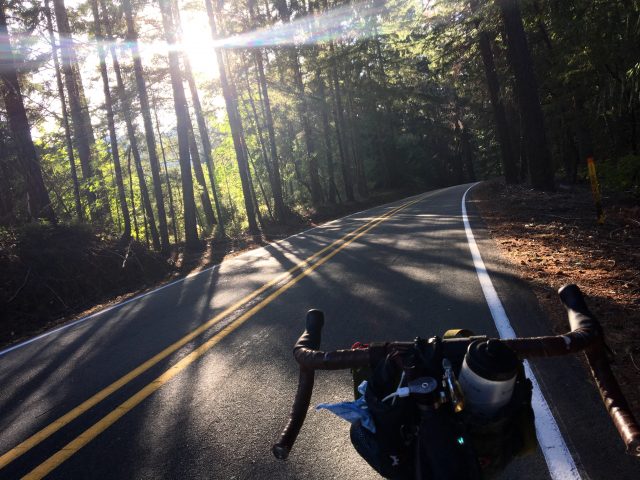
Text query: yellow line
23 196 421 479
0 196 422 473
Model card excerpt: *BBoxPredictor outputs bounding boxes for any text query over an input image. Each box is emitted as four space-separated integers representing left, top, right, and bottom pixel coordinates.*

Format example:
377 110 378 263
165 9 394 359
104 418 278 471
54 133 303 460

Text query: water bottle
458 339 519 417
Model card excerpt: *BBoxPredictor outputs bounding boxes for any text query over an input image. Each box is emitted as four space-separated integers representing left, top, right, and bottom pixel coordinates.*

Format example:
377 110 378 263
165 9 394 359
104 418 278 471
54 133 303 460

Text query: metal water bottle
458 339 518 417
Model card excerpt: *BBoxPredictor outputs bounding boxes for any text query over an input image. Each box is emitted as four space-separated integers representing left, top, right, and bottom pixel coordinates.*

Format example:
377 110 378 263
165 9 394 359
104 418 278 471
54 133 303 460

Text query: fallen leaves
473 181 640 419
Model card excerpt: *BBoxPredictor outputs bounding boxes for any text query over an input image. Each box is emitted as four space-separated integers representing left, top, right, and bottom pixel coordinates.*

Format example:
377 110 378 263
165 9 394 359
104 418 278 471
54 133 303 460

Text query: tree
52 0 100 214
248 0 286 222
497 0 554 190
122 0 171 251
158 0 199 249
471 0 518 184
204 0 259 237
0 0 55 222
90 0 130 240
44 0 82 219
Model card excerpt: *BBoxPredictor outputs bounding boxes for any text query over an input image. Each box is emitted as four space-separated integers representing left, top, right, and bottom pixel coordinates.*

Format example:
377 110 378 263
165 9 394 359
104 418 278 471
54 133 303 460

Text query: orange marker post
586 156 605 224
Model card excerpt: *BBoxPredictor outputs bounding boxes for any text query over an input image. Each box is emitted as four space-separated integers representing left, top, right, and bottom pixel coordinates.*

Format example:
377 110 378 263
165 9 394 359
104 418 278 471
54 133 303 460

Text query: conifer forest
1 0 638 242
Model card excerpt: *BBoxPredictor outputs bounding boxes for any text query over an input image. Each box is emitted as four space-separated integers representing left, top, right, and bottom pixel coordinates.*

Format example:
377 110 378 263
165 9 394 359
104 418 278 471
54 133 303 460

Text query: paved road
0 184 637 479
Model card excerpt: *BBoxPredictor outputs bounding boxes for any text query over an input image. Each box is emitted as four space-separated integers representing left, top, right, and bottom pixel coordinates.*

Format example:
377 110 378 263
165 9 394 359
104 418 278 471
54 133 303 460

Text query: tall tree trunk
90 0 131 240
186 113 216 226
0 156 15 224
204 0 259 236
158 0 200 249
329 44 355 202
52 0 99 213
460 121 476 183
153 95 179 242
0 2 55 222
239 90 275 221
172 0 224 234
45 0 82 220
248 1 286 221
497 0 554 190
291 53 324 206
316 69 337 204
344 70 367 197
106 51 160 251
242 80 271 184
102 1 159 249
241 131 267 228
275 0 322 205
371 23 400 188
253 52 287 221
122 0 170 250
126 147 140 241
184 58 224 233
473 6 518 184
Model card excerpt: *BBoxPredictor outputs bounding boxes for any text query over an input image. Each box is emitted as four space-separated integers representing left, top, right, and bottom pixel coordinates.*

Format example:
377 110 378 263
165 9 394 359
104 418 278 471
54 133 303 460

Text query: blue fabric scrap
315 381 376 433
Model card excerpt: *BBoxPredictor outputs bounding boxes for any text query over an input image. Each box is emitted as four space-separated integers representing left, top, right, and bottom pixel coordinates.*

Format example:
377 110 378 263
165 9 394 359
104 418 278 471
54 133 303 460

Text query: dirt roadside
471 180 640 420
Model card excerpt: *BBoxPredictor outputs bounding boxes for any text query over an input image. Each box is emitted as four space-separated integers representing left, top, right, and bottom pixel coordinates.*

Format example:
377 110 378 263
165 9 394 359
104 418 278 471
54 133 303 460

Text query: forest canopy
1 0 639 249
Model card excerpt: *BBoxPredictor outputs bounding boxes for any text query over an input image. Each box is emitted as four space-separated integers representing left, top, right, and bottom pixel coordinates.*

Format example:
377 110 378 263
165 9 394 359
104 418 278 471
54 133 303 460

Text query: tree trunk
253 53 287 221
316 70 337 204
126 147 140 241
291 53 324 206
344 71 367 197
497 0 554 190
52 0 98 212
183 57 224 233
172 0 224 234
251 40 286 220
476 26 518 183
153 95 179 242
204 0 259 236
371 24 400 188
0 2 55 222
158 0 199 249
329 44 355 202
274 0 323 206
45 0 82 220
471 0 516 182
90 0 131 240
122 0 170 250
244 134 272 225
186 113 216 226
106 52 160 250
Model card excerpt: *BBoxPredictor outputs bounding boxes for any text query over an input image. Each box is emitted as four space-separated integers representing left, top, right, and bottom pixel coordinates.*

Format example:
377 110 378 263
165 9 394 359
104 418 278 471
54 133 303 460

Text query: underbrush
0 186 424 347
596 154 640 197
0 223 171 343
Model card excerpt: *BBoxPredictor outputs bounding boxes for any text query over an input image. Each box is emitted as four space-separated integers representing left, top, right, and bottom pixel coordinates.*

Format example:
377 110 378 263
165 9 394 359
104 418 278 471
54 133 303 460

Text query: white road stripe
461 183 581 480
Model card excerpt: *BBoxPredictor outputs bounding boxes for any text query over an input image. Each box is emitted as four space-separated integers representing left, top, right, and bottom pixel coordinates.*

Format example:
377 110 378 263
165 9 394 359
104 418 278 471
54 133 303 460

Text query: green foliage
2 0 639 242
596 155 640 197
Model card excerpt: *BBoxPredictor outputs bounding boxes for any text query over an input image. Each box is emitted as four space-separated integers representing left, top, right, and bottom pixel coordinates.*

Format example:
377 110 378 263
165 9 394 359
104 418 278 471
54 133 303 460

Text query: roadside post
586 156 605 224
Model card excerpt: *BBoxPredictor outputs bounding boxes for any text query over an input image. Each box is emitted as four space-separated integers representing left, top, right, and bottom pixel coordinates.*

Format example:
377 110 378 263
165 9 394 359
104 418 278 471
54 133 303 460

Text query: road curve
0 184 637 479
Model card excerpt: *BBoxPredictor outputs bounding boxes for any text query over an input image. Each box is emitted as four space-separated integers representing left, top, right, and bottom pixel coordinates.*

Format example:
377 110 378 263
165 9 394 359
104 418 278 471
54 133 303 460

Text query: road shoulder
465 184 639 480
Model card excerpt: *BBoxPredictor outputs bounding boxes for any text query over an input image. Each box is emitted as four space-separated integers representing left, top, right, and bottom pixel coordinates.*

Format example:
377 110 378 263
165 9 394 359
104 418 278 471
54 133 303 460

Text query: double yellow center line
2 194 424 479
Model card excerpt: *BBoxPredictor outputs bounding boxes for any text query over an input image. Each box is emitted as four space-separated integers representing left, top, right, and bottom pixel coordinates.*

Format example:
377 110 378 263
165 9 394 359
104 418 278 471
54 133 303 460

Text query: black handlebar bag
349 346 538 479
350 355 417 479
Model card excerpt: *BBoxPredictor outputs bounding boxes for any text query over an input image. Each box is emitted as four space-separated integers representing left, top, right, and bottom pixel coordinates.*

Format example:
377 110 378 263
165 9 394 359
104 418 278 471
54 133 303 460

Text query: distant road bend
0 183 637 479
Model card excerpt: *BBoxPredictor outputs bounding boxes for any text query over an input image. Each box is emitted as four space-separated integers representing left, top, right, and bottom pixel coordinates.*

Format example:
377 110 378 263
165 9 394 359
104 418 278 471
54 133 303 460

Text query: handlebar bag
350 354 417 479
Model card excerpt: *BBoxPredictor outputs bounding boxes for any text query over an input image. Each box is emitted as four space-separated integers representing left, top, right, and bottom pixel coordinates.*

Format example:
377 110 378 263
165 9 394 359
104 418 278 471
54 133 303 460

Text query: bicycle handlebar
272 285 640 459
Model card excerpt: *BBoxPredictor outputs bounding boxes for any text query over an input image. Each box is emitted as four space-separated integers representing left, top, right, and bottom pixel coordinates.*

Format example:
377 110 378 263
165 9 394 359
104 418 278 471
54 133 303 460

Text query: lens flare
213 0 429 49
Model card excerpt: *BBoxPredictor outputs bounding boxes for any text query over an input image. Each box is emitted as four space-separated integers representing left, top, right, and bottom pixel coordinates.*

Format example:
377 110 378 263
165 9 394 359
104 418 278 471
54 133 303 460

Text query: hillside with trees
1 0 639 341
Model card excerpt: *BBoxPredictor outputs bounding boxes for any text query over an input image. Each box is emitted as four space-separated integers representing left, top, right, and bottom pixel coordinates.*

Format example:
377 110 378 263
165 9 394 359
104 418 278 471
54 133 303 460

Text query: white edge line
461 183 581 480
0 190 429 359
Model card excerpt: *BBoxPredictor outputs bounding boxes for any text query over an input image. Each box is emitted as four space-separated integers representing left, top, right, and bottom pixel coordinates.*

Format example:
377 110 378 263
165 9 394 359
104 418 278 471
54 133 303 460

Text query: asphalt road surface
0 184 637 479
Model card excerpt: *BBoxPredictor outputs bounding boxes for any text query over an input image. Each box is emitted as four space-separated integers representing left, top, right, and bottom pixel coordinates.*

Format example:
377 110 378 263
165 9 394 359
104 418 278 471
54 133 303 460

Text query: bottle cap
465 339 518 382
